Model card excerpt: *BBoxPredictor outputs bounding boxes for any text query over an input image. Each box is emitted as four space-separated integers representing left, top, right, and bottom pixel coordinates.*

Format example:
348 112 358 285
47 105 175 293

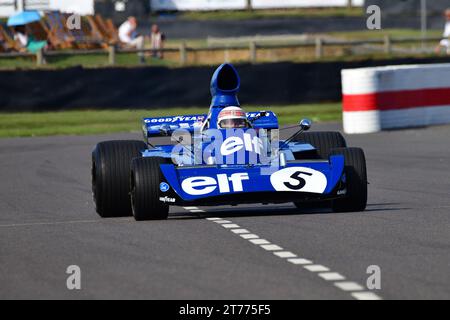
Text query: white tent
0 0 94 18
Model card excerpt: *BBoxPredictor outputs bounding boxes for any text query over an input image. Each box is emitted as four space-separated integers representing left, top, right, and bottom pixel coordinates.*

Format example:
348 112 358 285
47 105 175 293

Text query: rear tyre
92 140 147 218
293 132 347 159
130 157 169 221
331 148 368 213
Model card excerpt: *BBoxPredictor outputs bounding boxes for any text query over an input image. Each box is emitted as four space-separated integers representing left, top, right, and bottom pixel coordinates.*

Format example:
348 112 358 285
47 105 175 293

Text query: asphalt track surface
1 123 449 300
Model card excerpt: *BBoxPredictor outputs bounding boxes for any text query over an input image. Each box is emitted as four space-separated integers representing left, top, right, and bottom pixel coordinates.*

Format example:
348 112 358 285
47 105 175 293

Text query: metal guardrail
0 36 447 66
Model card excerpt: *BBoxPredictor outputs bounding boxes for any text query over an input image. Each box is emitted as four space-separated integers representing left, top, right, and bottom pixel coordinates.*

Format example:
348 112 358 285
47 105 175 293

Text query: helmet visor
219 118 247 129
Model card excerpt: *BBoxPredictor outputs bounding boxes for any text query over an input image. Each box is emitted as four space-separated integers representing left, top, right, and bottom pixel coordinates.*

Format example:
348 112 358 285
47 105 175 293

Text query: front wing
157 155 346 206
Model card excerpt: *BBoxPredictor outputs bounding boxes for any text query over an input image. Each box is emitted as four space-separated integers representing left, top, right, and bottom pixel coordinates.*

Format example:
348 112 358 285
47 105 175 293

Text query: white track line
240 234 259 239
318 272 346 281
351 292 383 300
334 282 365 291
304 265 330 273
273 251 297 258
231 229 250 234
287 258 313 265
260 244 283 251
183 208 383 300
249 239 271 245
221 224 240 229
212 220 232 224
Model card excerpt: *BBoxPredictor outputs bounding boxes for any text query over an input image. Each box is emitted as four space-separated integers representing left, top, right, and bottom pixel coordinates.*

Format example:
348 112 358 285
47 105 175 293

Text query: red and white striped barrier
342 64 450 134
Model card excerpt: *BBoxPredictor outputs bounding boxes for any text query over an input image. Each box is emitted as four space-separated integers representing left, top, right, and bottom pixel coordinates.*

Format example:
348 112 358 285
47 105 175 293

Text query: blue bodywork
140 63 345 206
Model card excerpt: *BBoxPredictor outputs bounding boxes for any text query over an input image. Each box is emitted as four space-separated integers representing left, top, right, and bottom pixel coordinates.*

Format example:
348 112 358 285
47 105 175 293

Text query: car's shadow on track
169 203 410 220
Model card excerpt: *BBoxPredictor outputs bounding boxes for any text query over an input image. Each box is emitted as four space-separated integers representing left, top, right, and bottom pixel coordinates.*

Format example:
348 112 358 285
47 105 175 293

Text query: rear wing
143 111 279 138
247 111 279 130
143 114 207 137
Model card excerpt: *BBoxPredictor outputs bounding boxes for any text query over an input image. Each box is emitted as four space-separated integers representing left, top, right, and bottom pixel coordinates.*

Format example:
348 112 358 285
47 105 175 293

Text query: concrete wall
342 63 450 134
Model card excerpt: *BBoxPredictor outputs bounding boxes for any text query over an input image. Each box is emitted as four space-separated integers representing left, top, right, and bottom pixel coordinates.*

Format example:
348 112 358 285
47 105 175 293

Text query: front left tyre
130 157 169 221
331 147 368 212
92 140 147 218
293 131 347 210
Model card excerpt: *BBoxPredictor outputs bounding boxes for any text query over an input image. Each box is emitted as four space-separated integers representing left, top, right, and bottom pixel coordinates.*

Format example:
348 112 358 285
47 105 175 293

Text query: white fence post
36 48 44 66
315 37 323 59
249 41 257 63
108 45 116 65
179 42 187 66
16 0 25 11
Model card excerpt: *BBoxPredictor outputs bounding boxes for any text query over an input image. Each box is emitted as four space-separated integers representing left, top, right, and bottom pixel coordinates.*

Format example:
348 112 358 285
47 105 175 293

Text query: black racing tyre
331 148 368 213
293 132 347 159
292 132 347 209
130 157 169 221
92 140 147 218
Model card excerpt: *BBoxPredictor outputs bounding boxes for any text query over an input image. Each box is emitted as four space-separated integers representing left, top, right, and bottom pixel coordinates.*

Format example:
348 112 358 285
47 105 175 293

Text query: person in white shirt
13 26 28 52
119 16 145 63
150 24 165 59
436 9 450 54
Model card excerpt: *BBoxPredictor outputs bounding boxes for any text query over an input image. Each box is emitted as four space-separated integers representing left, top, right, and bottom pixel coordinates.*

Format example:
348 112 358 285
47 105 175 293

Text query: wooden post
249 41 257 63
315 37 323 59
36 48 44 66
347 0 353 9
224 49 230 63
179 41 187 66
108 45 116 65
246 0 252 11
384 35 392 54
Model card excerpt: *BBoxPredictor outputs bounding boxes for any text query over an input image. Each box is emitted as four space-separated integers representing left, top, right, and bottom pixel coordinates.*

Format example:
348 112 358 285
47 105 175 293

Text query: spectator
0 30 14 52
119 16 145 64
150 24 165 59
436 9 450 55
13 26 28 52
13 25 47 54
0 32 6 51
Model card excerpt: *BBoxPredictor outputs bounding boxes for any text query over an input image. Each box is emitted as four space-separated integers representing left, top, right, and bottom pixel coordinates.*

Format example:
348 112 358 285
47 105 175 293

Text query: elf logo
220 134 263 156
181 173 249 196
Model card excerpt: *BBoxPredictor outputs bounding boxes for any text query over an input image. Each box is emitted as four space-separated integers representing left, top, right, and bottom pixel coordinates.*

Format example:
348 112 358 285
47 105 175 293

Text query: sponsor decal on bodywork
159 196 176 203
159 155 345 201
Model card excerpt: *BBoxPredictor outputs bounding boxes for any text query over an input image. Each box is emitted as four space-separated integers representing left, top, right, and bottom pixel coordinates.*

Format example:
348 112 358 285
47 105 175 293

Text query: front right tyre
92 140 147 218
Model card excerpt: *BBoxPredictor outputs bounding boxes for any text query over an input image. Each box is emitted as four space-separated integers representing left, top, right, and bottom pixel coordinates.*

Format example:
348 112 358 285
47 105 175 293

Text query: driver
217 106 250 129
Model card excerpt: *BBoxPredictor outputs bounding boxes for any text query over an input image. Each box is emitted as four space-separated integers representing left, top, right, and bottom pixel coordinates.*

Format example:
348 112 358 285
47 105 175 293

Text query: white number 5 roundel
270 167 327 194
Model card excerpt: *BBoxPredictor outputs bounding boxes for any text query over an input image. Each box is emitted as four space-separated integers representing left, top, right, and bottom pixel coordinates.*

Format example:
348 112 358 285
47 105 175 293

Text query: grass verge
0 103 341 138
0 53 176 70
179 7 364 20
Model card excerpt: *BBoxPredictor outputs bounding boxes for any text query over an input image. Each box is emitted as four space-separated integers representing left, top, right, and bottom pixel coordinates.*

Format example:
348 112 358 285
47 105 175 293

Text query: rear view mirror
299 119 312 131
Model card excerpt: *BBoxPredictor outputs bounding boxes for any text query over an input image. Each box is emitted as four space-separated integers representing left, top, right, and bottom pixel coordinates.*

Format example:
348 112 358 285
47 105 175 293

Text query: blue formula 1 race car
92 63 367 221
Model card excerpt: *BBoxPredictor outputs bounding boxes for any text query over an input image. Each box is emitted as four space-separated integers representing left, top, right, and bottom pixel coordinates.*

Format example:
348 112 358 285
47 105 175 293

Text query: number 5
284 171 312 190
